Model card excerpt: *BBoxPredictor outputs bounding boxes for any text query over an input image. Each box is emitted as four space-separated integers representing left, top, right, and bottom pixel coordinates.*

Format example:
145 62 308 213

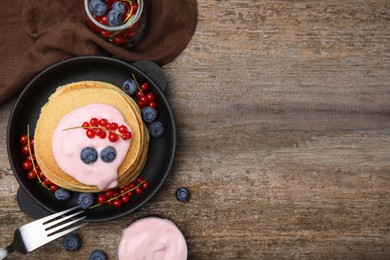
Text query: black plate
7 56 176 222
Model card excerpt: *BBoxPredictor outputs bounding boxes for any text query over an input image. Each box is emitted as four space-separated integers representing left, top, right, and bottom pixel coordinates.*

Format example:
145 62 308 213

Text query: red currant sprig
92 176 150 209
63 118 132 142
20 126 59 192
131 74 157 109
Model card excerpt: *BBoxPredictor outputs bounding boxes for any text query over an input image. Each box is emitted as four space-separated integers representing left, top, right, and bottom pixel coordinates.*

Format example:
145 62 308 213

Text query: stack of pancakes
34 81 149 192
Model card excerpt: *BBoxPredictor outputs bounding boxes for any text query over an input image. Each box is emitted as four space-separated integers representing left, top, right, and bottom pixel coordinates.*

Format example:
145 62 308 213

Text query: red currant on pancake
86 129 96 138
111 122 119 130
108 132 119 142
118 125 128 134
90 118 99 126
122 132 132 140
99 118 108 127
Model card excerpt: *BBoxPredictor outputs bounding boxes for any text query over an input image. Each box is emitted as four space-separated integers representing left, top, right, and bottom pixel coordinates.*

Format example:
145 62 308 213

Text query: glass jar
85 0 147 49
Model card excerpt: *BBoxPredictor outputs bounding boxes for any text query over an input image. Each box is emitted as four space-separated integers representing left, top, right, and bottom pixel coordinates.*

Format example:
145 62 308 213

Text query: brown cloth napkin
0 0 197 105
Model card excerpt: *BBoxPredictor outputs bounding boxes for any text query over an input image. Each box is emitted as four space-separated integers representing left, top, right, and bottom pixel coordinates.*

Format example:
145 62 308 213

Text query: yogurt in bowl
118 217 188 259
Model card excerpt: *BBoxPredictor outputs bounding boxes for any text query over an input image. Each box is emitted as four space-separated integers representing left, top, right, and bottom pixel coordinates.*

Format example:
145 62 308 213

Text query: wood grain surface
1 0 389 259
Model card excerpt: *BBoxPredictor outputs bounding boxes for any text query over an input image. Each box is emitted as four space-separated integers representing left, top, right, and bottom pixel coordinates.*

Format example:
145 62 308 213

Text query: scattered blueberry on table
89 249 108 260
63 233 81 251
176 187 190 202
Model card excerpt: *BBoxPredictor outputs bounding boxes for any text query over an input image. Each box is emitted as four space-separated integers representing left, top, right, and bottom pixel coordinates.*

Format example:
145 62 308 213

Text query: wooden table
1 0 389 259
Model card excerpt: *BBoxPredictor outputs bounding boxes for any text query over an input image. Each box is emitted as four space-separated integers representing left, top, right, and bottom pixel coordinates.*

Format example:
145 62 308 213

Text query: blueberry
100 146 116 163
148 120 165 138
54 188 72 201
80 146 98 164
88 0 108 17
89 249 108 260
112 2 126 14
107 10 123 27
63 233 81 251
142 106 157 123
78 192 95 209
175 187 190 202
122 79 137 95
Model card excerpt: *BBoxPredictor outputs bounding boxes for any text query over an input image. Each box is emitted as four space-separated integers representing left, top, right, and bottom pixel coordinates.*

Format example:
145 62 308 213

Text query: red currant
49 184 59 192
100 30 111 39
21 145 30 155
99 118 108 127
120 195 130 204
82 121 90 128
38 171 45 179
136 90 143 99
132 3 138 15
112 199 122 208
26 154 36 162
104 189 114 199
137 100 146 109
20 134 29 144
148 101 157 109
146 93 155 102
105 123 113 130
135 176 145 184
139 95 148 104
141 83 149 91
142 181 150 189
90 118 99 126
86 129 96 138
100 15 109 25
128 182 136 189
27 170 37 180
97 194 107 204
43 178 53 186
22 160 33 170
135 187 143 194
109 133 119 142
122 132 132 140
111 122 119 130
118 125 128 134
97 129 107 139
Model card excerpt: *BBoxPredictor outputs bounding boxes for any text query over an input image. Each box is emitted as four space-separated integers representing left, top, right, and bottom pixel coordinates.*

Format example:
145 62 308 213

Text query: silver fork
0 206 88 259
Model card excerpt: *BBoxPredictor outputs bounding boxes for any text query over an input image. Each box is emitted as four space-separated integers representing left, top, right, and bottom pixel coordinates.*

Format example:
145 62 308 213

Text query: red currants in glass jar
85 0 147 49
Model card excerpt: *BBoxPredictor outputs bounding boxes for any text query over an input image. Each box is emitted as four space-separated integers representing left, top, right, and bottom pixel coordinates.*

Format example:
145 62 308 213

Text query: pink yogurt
51 103 132 190
118 217 188 260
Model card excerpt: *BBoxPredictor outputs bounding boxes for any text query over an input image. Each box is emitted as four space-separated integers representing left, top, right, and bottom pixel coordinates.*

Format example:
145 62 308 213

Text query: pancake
34 81 149 192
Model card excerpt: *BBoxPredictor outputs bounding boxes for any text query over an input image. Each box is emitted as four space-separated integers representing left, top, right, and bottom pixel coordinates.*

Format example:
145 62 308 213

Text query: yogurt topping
52 103 132 190
118 217 187 260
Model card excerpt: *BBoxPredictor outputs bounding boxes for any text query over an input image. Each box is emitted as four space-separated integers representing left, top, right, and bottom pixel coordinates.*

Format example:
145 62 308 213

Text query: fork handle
0 244 14 260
